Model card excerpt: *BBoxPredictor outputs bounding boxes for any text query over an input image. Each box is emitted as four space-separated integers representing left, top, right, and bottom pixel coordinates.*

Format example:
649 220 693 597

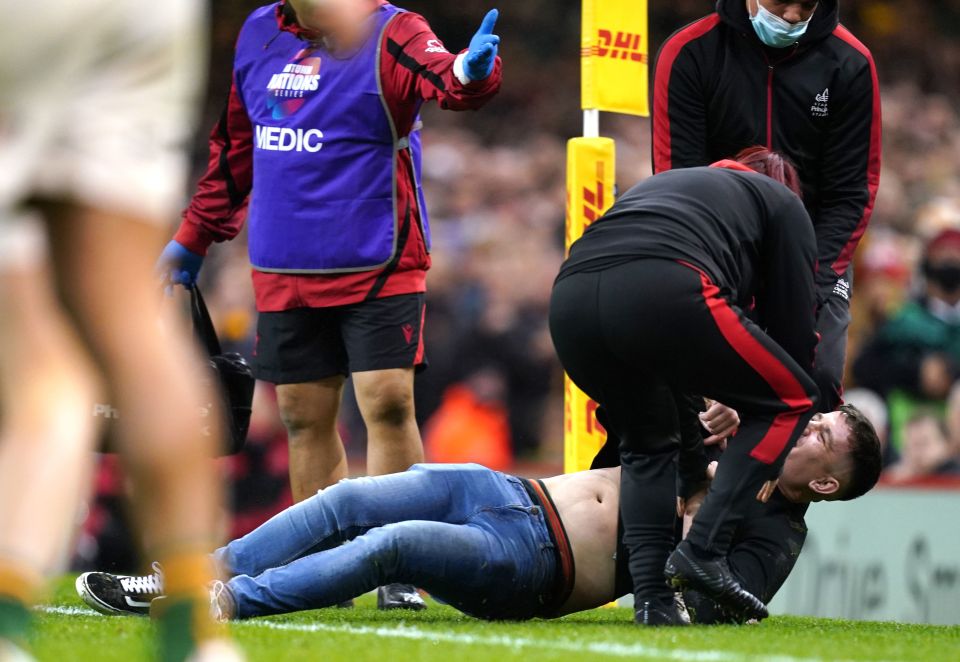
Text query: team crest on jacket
266 49 322 119
811 88 829 118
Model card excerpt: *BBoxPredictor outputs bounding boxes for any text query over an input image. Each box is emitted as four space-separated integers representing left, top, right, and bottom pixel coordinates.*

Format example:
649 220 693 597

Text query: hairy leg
276 378 348 501
352 368 423 476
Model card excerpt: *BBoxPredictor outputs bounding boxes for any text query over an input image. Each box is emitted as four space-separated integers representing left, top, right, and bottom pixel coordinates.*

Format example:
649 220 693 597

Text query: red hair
732 146 803 199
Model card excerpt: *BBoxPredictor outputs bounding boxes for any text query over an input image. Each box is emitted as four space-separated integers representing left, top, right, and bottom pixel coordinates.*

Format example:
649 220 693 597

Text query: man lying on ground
76 408 880 623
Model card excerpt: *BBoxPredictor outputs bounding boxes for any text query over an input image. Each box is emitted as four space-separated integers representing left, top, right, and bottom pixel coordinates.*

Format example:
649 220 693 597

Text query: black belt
519 478 576 617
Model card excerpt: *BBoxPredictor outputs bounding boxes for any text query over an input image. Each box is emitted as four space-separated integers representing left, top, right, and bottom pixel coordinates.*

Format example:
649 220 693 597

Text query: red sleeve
175 78 254 256
381 11 502 112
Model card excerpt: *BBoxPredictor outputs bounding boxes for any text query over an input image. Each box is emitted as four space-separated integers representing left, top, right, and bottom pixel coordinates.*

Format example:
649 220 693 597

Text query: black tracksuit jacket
560 165 819 373
652 0 881 304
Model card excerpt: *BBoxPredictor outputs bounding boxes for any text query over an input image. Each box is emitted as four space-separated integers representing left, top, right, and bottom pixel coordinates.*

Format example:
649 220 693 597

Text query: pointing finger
477 8 499 36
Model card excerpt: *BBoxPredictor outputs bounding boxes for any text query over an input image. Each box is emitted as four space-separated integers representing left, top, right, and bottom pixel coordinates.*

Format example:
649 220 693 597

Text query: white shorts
0 0 207 269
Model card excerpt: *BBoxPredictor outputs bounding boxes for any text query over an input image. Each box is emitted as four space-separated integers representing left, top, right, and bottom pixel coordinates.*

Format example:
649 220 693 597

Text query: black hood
716 0 840 45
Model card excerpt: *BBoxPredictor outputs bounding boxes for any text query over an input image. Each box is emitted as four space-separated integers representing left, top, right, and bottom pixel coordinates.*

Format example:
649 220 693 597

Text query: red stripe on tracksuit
828 25 882 277
694 269 814 464
652 15 721 174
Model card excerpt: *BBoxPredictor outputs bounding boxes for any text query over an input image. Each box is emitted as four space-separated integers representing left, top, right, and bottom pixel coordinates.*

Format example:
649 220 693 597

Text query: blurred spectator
853 230 960 450
885 412 960 482
854 229 960 402
423 368 512 470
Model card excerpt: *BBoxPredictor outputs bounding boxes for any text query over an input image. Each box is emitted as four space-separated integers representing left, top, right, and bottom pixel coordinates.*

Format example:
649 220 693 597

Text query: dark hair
837 404 883 501
732 146 803 199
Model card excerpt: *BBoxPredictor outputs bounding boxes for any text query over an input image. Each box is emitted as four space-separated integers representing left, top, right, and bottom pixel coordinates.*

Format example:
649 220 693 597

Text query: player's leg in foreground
0 226 104 656
47 204 233 659
80 464 556 621
0 0 238 657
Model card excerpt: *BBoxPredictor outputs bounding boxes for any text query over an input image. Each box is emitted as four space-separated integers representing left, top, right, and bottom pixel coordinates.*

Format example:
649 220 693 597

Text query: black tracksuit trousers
549 259 819 602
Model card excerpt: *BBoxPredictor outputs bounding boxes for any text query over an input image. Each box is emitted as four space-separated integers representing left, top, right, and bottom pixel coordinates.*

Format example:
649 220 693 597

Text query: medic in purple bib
157 0 502 610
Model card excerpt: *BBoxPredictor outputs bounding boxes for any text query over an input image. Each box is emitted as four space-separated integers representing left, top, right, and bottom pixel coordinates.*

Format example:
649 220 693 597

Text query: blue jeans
213 463 558 620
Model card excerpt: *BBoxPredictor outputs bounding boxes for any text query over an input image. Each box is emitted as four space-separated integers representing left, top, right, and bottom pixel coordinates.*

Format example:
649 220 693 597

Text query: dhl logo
563 378 606 438
565 161 607 253
584 399 606 437
582 30 647 62
582 161 606 222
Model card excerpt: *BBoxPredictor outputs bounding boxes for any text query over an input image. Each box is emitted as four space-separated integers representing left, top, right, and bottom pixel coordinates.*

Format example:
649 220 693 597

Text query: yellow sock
0 560 42 606
0 560 42 643
155 549 223 644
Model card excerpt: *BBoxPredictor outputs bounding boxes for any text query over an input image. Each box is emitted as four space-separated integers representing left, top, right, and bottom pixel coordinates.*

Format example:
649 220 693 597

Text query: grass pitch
30 576 960 661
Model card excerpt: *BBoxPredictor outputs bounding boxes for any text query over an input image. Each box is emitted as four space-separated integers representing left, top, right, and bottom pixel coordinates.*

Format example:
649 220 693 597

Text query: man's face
781 411 852 501
748 0 819 24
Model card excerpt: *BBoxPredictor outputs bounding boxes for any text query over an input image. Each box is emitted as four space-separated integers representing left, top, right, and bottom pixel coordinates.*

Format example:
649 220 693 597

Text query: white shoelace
119 562 165 596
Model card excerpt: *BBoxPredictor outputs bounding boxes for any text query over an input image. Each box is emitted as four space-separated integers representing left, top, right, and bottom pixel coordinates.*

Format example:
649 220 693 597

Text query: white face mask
750 2 815 48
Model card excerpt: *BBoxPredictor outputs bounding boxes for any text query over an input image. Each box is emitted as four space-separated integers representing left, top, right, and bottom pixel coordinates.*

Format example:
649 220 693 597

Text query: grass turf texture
29 576 960 661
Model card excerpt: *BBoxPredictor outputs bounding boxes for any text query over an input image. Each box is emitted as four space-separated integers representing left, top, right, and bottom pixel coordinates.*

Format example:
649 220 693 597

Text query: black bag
190 286 255 456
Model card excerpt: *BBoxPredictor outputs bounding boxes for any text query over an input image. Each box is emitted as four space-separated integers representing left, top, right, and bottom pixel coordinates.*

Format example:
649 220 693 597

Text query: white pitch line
240 619 868 662
39 605 895 662
39 606 100 617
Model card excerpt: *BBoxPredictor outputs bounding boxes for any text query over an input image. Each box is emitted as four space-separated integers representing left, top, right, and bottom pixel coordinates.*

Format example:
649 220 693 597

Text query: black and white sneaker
75 562 164 616
377 584 427 611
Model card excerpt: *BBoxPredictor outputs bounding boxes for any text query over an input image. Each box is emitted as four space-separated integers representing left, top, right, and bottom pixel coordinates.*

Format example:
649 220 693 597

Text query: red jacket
175 1 501 311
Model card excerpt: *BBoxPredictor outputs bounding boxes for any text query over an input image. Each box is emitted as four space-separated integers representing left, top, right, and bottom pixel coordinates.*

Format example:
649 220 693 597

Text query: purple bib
234 3 429 273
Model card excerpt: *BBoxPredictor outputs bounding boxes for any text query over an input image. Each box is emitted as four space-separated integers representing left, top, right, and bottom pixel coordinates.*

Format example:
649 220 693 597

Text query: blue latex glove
157 240 204 291
463 9 500 82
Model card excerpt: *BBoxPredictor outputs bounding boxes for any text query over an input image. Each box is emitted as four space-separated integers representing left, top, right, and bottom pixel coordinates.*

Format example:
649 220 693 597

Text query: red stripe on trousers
691 267 813 464
652 14 721 173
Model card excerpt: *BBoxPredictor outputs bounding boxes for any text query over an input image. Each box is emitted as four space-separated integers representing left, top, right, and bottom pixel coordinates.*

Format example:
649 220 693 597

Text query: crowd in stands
75 0 960 570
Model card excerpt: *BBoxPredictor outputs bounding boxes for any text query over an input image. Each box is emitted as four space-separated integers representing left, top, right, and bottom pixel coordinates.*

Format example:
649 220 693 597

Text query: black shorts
254 293 427 384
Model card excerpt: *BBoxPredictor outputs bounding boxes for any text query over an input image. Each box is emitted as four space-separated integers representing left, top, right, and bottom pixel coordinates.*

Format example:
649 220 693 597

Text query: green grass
28 576 960 661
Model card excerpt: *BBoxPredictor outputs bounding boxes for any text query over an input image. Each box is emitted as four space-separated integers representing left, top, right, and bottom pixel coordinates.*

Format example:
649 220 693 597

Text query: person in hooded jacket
652 0 881 411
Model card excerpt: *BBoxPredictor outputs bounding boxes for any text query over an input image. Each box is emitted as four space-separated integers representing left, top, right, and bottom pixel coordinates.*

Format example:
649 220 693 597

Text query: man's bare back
541 467 620 615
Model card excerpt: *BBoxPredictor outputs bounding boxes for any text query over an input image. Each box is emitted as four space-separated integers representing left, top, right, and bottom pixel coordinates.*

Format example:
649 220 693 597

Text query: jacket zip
766 65 774 148
758 43 798 151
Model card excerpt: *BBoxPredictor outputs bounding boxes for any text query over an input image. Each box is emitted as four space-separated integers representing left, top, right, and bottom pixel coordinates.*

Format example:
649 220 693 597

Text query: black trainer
75 564 164 616
664 540 768 621
634 594 691 626
376 584 427 611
